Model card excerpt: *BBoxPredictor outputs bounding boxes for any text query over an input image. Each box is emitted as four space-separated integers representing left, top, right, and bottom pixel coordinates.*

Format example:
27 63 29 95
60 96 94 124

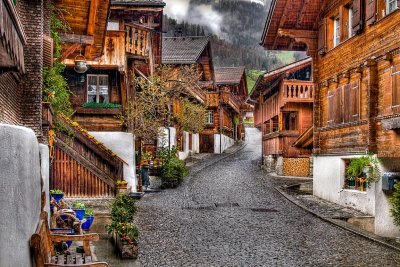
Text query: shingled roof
112 0 165 7
162 37 210 64
215 67 245 85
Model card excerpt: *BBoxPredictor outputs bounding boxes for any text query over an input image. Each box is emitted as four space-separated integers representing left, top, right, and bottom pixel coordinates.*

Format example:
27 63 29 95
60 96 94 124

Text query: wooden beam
59 34 94 45
58 43 80 62
85 0 99 59
273 0 291 49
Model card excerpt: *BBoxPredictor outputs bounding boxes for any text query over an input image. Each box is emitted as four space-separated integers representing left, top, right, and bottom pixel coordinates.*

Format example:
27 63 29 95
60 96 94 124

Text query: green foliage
175 99 207 133
390 183 400 228
43 62 74 117
50 4 70 59
233 115 239 126
84 208 94 217
346 155 381 183
81 102 122 108
106 194 138 241
73 201 86 209
50 189 64 194
160 157 189 185
246 69 265 94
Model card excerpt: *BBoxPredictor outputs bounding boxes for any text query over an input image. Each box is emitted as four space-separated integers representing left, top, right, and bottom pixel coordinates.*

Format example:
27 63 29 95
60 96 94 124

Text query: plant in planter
72 201 86 220
116 180 128 189
160 157 188 188
105 194 138 258
50 189 64 203
346 155 381 190
81 208 94 231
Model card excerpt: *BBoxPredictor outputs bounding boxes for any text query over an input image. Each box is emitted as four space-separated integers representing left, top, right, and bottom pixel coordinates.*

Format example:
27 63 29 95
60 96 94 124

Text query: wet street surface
134 128 400 266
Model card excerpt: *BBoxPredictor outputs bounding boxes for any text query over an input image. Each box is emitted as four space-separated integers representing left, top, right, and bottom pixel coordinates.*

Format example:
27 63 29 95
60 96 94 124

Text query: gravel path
134 128 400 266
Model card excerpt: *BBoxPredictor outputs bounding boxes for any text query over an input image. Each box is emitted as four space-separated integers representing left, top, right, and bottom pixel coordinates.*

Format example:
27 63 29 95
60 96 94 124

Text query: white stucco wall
178 131 190 160
191 134 200 154
158 127 177 149
90 132 136 192
39 144 50 215
375 158 400 237
313 154 400 237
0 124 42 267
213 134 234 154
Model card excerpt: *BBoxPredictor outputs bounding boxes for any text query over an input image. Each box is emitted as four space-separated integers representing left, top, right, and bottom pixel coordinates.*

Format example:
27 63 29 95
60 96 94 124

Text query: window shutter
350 81 360 121
318 18 327 55
343 84 351 122
365 0 376 25
352 0 362 33
43 35 53 67
334 86 343 124
328 90 335 125
392 66 400 106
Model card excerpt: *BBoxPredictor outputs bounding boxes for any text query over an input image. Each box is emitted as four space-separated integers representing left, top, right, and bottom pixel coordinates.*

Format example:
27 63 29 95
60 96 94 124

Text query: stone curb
188 143 248 176
275 185 400 253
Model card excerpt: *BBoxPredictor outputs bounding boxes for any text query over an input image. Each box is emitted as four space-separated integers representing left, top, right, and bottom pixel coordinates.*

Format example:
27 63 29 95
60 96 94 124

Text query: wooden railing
125 24 150 57
282 80 314 102
221 91 241 113
0 0 26 72
206 92 219 107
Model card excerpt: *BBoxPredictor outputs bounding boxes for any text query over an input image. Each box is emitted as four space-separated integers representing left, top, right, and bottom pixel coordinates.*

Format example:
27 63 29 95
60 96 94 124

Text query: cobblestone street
134 128 400 266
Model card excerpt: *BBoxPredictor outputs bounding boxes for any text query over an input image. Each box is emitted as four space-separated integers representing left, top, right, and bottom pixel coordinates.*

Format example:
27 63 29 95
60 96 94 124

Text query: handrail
282 80 314 101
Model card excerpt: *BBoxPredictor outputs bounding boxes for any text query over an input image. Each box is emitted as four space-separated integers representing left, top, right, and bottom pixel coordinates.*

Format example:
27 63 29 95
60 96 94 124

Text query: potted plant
81 208 94 231
72 201 86 220
50 189 64 203
116 180 128 189
346 155 381 190
105 194 139 258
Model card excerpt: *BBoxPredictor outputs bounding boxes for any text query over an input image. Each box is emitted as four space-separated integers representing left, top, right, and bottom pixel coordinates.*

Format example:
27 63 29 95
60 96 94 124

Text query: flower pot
73 208 85 220
82 215 94 231
51 193 64 203
348 179 355 189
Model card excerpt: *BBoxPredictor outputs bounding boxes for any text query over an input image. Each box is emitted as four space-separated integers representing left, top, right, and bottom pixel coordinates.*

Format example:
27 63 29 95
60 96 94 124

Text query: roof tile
215 67 245 84
162 37 210 64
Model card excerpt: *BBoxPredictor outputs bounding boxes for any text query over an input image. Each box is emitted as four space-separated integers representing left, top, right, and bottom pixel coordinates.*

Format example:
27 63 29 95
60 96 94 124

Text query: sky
164 0 266 38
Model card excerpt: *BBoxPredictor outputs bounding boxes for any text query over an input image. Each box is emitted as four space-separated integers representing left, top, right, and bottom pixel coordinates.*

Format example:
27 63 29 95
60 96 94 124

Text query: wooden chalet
214 67 250 141
249 58 313 177
262 0 400 237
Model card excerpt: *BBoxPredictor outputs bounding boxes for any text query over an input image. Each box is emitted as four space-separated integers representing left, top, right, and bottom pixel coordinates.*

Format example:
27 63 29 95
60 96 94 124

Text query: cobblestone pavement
134 128 400 267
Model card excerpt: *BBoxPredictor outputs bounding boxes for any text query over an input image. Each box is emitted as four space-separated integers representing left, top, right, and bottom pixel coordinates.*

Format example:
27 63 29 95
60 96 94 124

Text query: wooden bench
31 211 108 267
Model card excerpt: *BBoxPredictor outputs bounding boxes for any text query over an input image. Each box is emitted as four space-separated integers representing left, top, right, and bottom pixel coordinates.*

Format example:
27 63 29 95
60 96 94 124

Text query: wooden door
200 134 214 153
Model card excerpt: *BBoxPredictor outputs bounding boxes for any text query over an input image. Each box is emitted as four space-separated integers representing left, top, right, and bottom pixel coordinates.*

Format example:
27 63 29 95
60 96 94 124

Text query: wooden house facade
262 0 400 237
214 67 249 141
250 58 313 177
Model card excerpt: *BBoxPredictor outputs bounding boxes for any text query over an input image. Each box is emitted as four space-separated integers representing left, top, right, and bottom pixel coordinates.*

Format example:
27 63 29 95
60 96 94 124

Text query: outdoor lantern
74 54 88 74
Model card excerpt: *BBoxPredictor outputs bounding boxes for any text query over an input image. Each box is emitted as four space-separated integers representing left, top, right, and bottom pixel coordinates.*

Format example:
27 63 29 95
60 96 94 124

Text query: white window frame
205 111 214 125
87 74 109 103
107 21 119 31
334 16 340 47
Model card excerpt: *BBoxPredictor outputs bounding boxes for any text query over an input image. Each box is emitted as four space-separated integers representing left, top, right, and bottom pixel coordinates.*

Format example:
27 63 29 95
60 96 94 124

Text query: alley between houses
131 128 400 266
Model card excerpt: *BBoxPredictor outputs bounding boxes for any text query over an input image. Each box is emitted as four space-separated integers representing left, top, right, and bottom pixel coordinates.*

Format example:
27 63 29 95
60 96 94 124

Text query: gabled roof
215 67 245 85
249 57 312 100
112 0 165 6
162 37 210 64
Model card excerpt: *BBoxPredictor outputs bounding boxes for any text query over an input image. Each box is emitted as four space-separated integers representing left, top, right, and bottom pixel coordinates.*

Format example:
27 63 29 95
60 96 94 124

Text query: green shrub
50 189 64 194
73 201 86 209
160 157 188 185
105 194 138 242
346 155 380 183
81 102 122 108
390 183 400 228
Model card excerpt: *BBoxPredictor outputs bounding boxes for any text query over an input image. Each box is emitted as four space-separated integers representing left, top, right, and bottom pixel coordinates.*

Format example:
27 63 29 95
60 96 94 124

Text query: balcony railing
206 92 219 108
125 24 151 57
0 0 26 72
282 80 314 103
221 91 241 113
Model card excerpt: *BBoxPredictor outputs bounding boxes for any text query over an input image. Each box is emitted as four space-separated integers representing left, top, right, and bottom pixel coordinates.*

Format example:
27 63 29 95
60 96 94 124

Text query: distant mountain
163 0 306 70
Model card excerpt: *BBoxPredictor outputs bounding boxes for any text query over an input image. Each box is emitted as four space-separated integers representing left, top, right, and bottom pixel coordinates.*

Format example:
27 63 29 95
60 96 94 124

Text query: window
87 75 109 103
334 16 340 47
392 66 400 106
387 0 398 14
348 7 354 38
272 116 279 132
264 120 271 134
282 112 298 131
107 21 119 31
205 111 214 125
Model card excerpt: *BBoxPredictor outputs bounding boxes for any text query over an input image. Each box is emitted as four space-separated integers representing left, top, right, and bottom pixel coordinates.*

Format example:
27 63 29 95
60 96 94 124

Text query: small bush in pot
82 208 94 231
72 201 86 220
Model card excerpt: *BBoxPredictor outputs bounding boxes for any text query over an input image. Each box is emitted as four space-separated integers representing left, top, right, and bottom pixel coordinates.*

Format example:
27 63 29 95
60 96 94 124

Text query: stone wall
0 124 44 267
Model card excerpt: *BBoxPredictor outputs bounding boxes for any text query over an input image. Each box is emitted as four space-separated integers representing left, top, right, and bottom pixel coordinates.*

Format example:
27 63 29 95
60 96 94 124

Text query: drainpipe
219 97 223 154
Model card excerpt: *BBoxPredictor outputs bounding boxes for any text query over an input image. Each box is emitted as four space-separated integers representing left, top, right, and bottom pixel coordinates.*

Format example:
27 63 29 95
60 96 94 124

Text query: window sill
75 106 122 115
373 8 400 26
319 119 368 132
325 34 357 55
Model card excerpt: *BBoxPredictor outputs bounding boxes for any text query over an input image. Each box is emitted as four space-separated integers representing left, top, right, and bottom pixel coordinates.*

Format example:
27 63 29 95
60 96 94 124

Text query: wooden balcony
221 91 241 113
282 80 314 103
125 24 151 57
0 0 26 72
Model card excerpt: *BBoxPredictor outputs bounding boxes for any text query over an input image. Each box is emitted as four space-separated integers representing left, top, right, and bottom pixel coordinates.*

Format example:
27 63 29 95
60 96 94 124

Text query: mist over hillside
163 0 306 70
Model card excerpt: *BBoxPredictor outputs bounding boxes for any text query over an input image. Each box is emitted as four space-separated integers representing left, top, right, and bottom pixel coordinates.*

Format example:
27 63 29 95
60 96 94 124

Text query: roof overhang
260 0 320 52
